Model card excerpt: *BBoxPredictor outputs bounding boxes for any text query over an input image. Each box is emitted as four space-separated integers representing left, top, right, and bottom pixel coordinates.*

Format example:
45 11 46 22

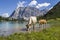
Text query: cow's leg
27 27 29 31
43 24 45 29
39 24 42 28
39 24 40 28
26 25 29 31
33 24 35 31
42 24 44 29
44 23 46 29
44 23 47 29
39 24 42 31
43 23 46 29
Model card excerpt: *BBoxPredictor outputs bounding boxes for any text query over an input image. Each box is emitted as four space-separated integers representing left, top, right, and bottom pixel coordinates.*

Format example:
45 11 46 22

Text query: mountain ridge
44 1 60 19
9 7 48 20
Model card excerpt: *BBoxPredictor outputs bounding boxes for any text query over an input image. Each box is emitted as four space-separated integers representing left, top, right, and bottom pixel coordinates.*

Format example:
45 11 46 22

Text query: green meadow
0 19 60 40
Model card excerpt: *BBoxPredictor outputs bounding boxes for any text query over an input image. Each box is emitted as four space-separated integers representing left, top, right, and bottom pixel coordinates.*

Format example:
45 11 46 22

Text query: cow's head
26 24 31 31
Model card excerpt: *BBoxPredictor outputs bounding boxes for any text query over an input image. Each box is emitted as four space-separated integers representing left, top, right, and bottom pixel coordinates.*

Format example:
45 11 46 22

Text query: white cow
26 16 37 31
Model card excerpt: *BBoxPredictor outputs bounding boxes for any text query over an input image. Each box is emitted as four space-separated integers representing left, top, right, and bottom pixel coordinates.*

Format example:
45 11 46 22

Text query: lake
0 21 50 36
0 21 39 36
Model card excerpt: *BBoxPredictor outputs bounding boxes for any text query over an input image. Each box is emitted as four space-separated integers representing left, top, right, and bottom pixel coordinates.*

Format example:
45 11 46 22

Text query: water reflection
0 21 27 36
0 21 41 36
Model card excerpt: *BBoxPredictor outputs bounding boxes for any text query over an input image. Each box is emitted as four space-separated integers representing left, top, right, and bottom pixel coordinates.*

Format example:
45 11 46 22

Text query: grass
0 19 60 40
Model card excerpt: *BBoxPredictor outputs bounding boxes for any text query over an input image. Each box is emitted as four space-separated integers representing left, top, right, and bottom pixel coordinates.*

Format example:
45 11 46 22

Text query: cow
26 16 37 31
26 16 47 31
39 19 47 29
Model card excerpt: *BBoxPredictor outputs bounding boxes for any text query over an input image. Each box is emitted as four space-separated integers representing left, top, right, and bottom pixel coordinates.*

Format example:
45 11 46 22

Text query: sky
0 0 60 17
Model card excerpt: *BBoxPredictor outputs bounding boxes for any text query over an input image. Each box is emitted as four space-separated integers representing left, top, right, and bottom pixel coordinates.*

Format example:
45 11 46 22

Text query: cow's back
39 19 47 24
28 16 37 24
30 16 37 24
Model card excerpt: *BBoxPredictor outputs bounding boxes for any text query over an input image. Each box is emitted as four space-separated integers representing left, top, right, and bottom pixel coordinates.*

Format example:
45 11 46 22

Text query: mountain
44 1 60 19
9 7 48 20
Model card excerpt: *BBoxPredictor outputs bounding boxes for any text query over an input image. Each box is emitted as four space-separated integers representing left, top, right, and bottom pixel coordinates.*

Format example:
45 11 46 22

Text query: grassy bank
0 19 60 40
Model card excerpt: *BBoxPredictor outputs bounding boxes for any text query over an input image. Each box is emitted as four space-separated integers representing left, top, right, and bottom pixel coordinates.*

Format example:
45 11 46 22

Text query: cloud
17 1 26 8
28 0 37 6
2 13 9 17
36 2 51 8
16 0 51 9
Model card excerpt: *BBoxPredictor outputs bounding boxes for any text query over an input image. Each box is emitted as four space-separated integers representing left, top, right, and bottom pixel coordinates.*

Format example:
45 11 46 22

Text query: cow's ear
29 24 31 26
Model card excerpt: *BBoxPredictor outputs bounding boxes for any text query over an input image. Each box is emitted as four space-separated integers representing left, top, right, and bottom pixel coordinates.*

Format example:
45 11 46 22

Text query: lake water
0 21 39 36
0 21 50 36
